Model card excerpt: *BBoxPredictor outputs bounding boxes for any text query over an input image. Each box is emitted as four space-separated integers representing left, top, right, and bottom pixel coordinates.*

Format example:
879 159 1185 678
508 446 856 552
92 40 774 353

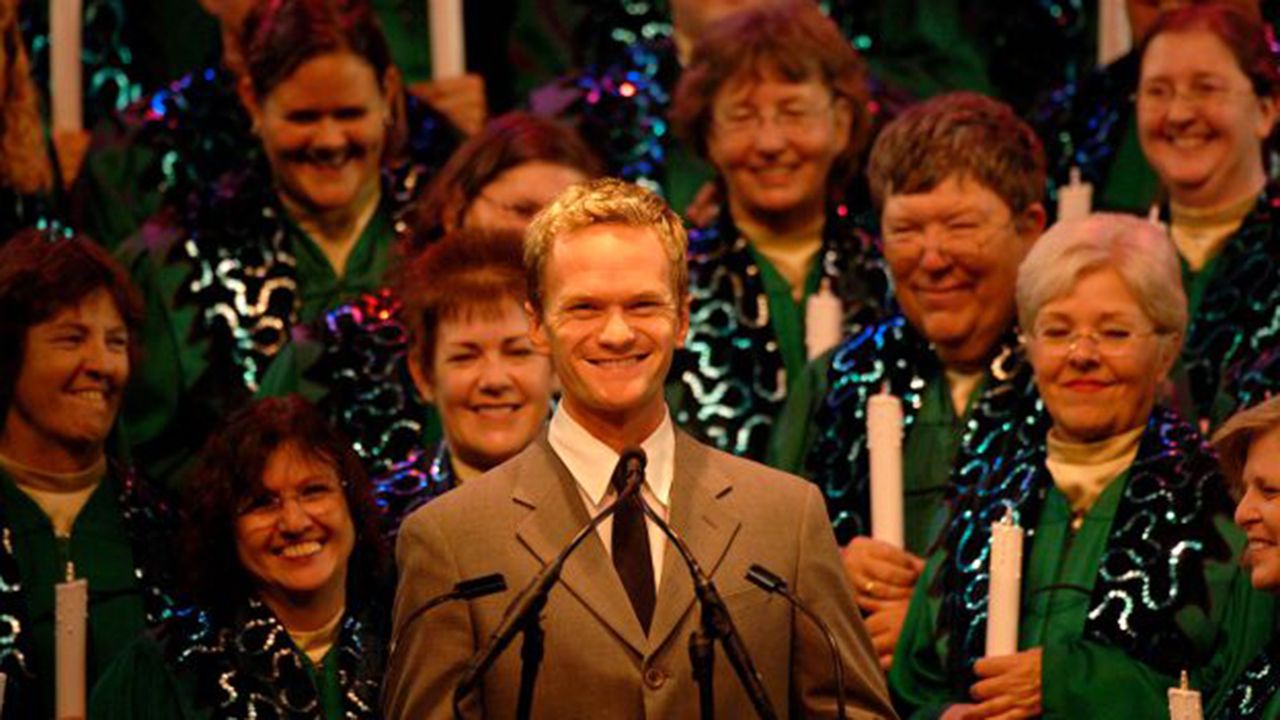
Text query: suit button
643 667 667 689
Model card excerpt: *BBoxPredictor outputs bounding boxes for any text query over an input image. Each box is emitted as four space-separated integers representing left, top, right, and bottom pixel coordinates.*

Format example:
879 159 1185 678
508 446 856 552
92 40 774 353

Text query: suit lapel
649 432 741 653
514 436 649 656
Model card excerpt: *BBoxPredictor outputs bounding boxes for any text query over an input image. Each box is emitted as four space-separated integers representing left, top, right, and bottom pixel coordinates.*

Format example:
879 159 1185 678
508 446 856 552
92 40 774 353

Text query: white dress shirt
547 405 674 592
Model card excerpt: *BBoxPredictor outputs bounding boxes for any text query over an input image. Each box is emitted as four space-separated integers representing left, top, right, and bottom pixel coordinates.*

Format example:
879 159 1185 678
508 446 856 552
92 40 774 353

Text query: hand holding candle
56 563 88 720
985 509 1023 658
805 278 843 361
1056 167 1093 223
867 388 904 548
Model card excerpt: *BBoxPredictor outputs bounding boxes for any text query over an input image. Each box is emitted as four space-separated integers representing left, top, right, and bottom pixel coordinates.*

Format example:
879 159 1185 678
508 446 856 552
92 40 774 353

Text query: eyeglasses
881 216 1014 260
1027 326 1163 359
236 479 347 525
1134 80 1256 111
712 102 835 137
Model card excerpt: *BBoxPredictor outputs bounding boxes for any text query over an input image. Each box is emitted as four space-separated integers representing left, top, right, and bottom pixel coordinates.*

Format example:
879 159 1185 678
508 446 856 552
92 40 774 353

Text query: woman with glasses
92 395 387 719
891 214 1272 717
1134 4 1280 427
1212 395 1280 719
666 0 891 461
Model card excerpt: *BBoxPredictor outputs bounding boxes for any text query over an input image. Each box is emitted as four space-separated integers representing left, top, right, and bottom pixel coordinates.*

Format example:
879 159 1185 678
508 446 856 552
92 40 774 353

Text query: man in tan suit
383 178 896 719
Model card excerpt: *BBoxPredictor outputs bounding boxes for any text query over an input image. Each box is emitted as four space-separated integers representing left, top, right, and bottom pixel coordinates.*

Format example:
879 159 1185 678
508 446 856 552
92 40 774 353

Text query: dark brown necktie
610 470 655 633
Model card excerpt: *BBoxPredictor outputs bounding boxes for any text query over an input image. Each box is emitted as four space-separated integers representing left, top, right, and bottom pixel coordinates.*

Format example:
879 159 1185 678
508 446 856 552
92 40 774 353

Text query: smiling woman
890 213 1272 718
118 0 419 489
0 229 177 719
1133 4 1280 428
666 0 891 461
91 395 387 719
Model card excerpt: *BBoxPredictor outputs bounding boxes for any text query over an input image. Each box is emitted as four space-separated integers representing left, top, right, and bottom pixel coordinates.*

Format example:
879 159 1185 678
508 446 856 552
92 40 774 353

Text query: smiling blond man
384 178 895 719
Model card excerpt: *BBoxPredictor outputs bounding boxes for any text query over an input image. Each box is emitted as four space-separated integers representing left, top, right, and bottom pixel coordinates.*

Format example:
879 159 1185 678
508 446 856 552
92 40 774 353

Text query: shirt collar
547 405 676 509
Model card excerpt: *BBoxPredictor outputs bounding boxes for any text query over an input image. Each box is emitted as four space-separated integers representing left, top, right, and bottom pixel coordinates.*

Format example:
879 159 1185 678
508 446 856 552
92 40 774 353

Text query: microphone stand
453 449 648 720
639 501 779 720
746 564 847 720
387 573 507 673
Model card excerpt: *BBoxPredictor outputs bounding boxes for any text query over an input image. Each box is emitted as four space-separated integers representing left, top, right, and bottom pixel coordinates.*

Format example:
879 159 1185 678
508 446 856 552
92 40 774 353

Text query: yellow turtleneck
1170 192 1256 271
944 367 984 417
288 606 345 667
1045 426 1144 519
0 452 105 536
738 215 825 302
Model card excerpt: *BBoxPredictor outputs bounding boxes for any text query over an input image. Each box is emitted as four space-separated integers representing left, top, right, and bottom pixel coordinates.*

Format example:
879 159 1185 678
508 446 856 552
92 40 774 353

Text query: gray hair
1016 213 1187 345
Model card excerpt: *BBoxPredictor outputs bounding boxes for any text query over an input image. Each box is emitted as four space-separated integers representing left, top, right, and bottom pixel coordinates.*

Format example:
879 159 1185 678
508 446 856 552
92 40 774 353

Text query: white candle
50 0 83 132
55 564 88 720
0 672 7 716
1168 670 1203 720
985 510 1023 657
1097 0 1132 67
429 0 466 80
1056 167 1093 223
805 278 843 361
867 389 904 548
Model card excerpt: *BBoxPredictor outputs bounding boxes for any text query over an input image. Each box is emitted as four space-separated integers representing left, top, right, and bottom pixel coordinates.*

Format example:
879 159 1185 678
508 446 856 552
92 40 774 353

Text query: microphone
388 573 508 671
638 501 779 719
452 448 647 717
746 564 847 720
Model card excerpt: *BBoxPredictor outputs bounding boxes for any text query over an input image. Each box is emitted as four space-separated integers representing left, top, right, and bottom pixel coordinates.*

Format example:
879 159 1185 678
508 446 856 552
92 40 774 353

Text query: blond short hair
1213 395 1280 496
1016 213 1188 348
523 178 688 311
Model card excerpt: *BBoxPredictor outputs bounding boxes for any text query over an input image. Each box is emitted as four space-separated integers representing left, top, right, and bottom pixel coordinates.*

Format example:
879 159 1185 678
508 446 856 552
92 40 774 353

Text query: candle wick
65 561 75 582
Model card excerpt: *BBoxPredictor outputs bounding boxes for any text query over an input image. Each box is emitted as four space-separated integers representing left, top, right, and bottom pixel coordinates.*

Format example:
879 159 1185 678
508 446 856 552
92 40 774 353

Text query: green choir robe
118 201 395 487
891 475 1273 719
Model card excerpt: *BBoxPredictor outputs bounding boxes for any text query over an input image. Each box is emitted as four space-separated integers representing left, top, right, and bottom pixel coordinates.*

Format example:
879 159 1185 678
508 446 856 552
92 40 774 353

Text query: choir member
1134 4 1280 428
1213 394 1280 719
666 0 892 461
91 395 387 719
771 92 1046 668
0 229 176 718
117 0 412 487
892 213 1272 718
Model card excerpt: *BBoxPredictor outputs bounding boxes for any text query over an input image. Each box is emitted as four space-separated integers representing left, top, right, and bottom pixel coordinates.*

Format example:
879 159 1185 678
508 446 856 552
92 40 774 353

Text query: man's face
880 175 1043 368
528 224 689 438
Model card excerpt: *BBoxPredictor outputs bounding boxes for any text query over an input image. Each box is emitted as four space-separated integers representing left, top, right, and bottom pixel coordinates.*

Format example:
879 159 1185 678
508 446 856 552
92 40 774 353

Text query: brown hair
524 178 688 313
408 112 604 251
1213 395 1280 497
397 228 528 378
1 0 52 194
670 0 872 194
179 395 385 619
1142 4 1280 99
866 91 1046 218
0 228 143 424
239 0 393 99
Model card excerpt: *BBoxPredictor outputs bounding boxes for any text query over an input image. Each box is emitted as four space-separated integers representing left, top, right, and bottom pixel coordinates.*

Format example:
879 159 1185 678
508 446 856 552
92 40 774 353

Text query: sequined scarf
672 212 890 461
307 289 434 479
939 407 1233 690
20 0 139 126
373 443 456 542
1219 634 1280 720
166 599 382 719
0 462 177 712
805 318 1037 545
1184 185 1280 424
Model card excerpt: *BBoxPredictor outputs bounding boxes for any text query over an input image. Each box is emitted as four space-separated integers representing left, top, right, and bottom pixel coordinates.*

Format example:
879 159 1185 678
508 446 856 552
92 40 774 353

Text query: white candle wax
985 512 1023 657
1168 671 1203 720
1056 167 1093 223
55 566 88 720
429 0 466 80
867 390 904 548
805 278 843 361
50 0 83 132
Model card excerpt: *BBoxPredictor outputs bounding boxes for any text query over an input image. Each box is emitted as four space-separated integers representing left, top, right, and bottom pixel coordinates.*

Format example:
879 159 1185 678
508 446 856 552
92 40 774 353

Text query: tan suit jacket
383 430 896 719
